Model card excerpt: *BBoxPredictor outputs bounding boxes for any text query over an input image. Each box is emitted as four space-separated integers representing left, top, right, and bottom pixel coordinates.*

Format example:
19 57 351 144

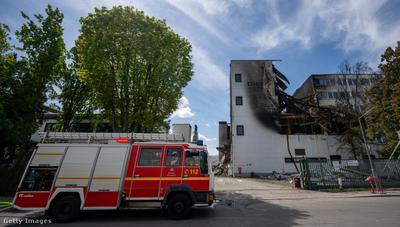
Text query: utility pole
358 107 379 192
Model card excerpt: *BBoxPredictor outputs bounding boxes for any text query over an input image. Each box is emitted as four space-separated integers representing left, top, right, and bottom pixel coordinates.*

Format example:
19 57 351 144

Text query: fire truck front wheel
48 195 80 223
167 194 192 219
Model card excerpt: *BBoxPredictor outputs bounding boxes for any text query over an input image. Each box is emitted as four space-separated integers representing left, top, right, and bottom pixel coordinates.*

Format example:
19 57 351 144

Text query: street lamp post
358 107 379 193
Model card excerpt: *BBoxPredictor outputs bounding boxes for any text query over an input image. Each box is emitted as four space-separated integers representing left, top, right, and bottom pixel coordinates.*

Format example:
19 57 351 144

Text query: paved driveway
1 177 400 226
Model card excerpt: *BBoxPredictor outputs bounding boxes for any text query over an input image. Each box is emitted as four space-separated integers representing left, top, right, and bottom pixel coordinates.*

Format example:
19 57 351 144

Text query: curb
0 207 12 213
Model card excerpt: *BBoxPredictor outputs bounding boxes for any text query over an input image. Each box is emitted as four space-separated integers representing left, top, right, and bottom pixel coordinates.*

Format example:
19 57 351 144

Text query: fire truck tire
48 195 80 223
167 194 191 219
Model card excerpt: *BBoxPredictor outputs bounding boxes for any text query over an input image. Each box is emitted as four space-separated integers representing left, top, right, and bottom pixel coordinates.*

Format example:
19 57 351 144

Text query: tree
366 42 400 157
0 24 15 139
15 5 66 129
75 6 193 132
0 5 66 195
335 60 373 158
51 48 92 132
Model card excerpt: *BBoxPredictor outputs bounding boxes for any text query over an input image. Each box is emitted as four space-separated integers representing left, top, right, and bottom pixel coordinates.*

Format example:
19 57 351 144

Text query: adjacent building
293 74 378 112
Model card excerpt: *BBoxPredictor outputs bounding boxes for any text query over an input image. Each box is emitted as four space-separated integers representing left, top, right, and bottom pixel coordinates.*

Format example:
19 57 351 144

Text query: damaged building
217 60 382 176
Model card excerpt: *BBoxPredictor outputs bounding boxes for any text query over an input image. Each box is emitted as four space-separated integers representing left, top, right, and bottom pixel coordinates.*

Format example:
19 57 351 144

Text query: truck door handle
183 175 189 178
134 175 140 178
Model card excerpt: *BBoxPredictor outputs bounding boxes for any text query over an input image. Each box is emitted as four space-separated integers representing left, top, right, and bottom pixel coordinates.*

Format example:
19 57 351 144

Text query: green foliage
366 42 400 156
75 6 193 132
0 5 66 195
15 5 66 126
51 48 93 132
1 5 66 145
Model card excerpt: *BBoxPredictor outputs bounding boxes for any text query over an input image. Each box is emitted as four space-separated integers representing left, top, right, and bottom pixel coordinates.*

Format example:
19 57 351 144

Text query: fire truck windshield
184 149 208 174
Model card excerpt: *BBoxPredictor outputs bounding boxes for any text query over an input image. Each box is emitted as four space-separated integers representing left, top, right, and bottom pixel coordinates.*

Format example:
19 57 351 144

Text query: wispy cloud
191 45 229 90
165 0 230 44
252 0 400 57
170 96 195 118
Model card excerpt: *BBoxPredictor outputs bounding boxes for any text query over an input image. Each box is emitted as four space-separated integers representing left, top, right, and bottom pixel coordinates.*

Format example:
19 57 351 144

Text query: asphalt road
1 177 400 226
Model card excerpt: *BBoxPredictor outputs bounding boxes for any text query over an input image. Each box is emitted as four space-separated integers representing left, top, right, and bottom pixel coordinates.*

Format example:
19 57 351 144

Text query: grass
0 202 12 208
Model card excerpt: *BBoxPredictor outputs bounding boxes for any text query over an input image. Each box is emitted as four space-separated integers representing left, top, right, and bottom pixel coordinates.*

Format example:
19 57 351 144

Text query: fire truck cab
13 132 215 222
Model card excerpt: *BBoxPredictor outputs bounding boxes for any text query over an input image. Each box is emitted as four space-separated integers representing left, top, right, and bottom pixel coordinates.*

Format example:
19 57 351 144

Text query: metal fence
299 159 400 190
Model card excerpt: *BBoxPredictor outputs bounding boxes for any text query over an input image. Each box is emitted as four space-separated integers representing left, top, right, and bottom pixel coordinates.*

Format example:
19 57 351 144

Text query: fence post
305 159 312 190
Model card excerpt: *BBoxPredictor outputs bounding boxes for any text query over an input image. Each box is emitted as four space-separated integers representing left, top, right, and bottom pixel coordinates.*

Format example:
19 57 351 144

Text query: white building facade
229 60 380 176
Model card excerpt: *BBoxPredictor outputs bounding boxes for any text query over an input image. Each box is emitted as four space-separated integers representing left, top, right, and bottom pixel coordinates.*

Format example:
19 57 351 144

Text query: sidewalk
215 177 400 201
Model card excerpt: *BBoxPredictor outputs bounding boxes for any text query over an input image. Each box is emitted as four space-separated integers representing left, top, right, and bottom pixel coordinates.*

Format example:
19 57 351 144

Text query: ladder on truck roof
38 131 186 144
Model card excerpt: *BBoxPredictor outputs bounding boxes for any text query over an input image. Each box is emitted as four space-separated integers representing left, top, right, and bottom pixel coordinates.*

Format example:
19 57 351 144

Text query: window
295 149 306 156
236 125 244 136
235 73 242 82
330 155 341 161
348 79 353 85
338 79 347 86
184 150 208 174
307 157 327 162
21 167 57 191
138 148 162 166
329 92 338 99
236 96 243 105
317 79 330 86
318 92 328 99
285 157 299 163
339 92 346 98
363 155 376 159
330 79 336 85
165 148 182 166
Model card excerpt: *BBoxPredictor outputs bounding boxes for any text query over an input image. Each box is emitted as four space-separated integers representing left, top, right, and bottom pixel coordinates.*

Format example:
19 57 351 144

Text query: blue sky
1 0 400 155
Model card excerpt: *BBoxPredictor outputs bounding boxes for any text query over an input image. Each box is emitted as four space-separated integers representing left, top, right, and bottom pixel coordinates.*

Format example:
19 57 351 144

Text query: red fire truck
13 132 215 222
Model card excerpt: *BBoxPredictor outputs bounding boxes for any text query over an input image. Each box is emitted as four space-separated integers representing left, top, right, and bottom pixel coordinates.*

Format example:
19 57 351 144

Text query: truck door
84 146 129 209
182 149 210 191
159 146 183 197
14 145 66 209
130 145 163 199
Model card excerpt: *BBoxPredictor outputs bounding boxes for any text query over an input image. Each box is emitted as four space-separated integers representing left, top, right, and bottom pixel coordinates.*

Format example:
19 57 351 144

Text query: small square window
235 73 242 82
295 149 306 156
330 155 341 161
236 96 243 105
236 125 244 136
